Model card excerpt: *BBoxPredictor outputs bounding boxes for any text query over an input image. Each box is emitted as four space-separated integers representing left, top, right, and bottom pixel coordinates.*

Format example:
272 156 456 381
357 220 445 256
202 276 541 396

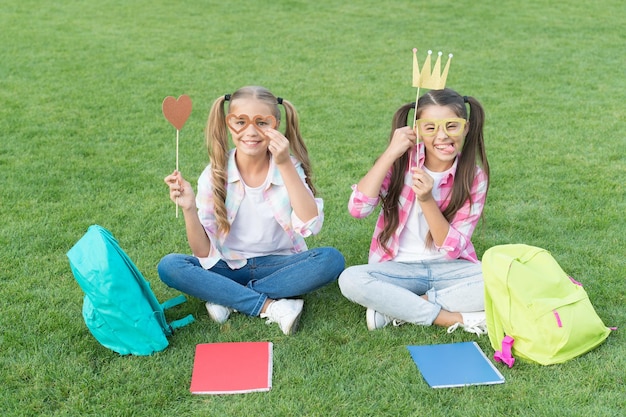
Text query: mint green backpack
482 244 612 367
67 225 194 356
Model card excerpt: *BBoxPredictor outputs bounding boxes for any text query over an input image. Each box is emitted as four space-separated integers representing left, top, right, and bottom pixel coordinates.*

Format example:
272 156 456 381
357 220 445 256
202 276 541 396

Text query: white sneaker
260 299 304 335
447 311 487 336
366 308 405 331
205 302 233 324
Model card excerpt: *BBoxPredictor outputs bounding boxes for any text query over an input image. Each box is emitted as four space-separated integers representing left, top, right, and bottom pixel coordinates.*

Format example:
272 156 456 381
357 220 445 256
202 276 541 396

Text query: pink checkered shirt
348 143 488 264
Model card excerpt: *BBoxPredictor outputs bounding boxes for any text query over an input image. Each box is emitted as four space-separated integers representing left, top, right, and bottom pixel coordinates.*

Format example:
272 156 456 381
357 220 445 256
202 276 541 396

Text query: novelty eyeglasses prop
225 114 278 135
415 118 466 138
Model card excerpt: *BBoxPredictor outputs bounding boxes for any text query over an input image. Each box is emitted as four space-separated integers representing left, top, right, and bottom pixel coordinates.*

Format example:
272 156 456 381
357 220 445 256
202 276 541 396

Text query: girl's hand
411 167 434 202
264 128 291 165
164 170 196 210
385 126 417 161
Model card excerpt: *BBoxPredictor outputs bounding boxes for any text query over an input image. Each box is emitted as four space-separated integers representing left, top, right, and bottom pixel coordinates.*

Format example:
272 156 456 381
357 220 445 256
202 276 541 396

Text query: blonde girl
158 86 344 335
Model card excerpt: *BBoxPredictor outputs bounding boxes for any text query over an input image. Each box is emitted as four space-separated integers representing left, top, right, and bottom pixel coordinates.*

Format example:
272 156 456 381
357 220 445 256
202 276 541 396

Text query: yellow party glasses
415 118 467 138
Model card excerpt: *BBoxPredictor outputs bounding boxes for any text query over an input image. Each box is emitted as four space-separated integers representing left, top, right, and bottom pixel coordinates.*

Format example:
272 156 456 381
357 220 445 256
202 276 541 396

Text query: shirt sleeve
196 166 218 236
347 164 395 220
436 168 488 259
289 157 324 237
347 184 380 218
292 197 324 237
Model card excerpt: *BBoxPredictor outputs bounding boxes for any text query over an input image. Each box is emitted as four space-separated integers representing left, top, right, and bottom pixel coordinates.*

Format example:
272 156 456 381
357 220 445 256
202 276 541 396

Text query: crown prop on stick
412 48 452 90
410 49 453 168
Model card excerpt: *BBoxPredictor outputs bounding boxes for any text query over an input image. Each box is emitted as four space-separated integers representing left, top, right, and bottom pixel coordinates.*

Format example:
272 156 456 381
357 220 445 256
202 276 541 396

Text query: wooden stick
175 128 179 218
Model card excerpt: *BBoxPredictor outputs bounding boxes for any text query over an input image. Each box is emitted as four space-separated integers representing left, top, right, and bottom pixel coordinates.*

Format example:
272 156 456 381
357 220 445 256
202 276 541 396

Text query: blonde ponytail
206 96 230 236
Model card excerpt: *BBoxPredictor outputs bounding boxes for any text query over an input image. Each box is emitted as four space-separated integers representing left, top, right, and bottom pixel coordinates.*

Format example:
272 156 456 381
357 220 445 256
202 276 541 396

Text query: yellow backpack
482 244 612 366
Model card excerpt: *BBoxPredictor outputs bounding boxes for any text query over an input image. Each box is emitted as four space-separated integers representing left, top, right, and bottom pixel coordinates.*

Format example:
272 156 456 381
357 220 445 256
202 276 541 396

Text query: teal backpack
482 244 612 367
67 225 194 356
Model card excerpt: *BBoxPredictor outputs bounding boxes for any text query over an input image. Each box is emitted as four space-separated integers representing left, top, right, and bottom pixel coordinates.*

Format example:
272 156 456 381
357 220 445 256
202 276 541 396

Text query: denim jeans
338 259 484 325
158 247 345 317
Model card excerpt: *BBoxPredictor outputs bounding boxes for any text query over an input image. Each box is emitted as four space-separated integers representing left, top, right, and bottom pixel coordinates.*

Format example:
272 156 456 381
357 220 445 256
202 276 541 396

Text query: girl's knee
326 247 346 274
314 247 346 277
157 253 185 285
338 267 362 298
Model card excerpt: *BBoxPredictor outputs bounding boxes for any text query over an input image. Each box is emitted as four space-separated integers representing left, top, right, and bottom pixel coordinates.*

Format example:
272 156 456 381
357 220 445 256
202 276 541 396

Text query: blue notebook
407 341 505 388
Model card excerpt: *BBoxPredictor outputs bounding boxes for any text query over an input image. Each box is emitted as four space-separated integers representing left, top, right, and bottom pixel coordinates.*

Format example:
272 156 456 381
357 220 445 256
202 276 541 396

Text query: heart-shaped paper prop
162 95 192 130
225 114 277 134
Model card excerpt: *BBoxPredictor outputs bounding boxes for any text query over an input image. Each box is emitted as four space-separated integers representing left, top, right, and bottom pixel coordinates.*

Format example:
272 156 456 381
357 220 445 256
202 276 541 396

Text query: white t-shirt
393 166 452 262
223 172 293 258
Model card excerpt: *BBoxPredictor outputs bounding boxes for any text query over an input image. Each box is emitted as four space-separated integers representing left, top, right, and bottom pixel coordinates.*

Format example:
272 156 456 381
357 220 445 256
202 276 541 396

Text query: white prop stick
162 95 192 218
410 85 420 171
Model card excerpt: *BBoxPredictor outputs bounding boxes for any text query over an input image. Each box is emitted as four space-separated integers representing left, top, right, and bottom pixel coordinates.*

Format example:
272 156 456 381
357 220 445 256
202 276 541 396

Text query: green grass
1 0 624 415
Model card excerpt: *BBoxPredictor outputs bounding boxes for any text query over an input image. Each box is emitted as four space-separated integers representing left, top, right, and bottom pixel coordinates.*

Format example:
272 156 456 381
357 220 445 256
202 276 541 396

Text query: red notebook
190 342 273 394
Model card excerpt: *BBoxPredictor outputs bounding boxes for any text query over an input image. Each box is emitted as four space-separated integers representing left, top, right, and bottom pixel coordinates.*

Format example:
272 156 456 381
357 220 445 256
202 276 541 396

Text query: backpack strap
160 294 195 331
493 335 516 368
169 314 195 331
516 245 546 263
161 294 188 310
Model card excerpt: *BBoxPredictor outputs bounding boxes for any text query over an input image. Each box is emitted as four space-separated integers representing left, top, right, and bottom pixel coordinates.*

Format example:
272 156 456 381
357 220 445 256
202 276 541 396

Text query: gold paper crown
412 48 453 90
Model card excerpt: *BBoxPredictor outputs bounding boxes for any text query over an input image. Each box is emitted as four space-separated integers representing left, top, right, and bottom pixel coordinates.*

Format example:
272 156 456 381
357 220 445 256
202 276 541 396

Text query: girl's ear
464 120 470 136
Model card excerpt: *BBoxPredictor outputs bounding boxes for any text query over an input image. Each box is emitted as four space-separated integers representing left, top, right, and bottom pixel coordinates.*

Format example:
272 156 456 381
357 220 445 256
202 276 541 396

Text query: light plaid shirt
195 150 324 269
348 142 488 264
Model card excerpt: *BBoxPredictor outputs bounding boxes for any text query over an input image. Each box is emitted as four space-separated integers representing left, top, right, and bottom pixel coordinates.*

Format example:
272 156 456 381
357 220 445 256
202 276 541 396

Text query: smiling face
417 104 469 172
227 98 278 158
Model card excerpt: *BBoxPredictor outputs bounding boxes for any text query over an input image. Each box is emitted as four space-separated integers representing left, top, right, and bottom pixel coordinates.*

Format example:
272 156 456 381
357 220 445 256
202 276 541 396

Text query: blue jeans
338 259 484 325
158 247 345 316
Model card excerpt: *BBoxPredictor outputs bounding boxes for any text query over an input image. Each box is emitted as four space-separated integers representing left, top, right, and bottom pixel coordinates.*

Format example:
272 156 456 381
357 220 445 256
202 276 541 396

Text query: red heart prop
162 95 192 130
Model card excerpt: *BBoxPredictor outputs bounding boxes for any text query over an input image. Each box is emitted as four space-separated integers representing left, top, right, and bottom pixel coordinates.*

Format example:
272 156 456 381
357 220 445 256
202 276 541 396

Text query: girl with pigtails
158 86 344 335
339 88 491 335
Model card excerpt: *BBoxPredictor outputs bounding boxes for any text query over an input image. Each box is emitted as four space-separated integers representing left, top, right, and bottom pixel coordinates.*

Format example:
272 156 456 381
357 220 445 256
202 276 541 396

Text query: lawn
1 0 624 416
